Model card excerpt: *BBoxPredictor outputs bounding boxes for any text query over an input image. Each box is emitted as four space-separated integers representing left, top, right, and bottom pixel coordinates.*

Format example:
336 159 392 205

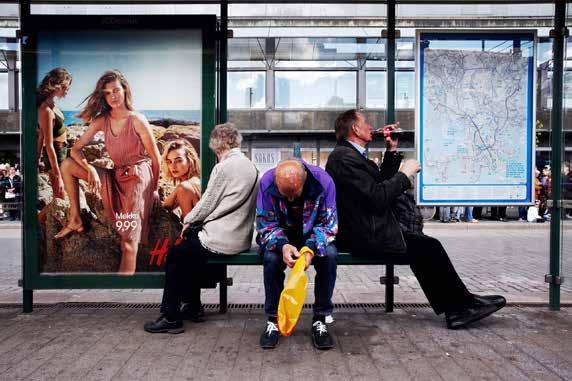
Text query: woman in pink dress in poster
55 70 161 275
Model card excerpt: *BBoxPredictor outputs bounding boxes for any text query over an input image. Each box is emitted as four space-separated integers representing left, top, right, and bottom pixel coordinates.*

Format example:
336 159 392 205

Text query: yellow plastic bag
277 254 308 336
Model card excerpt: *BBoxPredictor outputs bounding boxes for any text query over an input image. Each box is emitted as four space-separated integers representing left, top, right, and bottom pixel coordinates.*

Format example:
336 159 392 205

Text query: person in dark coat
325 109 506 329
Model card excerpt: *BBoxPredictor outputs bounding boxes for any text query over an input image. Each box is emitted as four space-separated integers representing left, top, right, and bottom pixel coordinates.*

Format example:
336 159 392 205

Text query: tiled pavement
1 222 572 380
0 304 570 380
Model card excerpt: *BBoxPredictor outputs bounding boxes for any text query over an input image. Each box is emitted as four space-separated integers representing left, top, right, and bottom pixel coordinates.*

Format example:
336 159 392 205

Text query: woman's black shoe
144 315 184 334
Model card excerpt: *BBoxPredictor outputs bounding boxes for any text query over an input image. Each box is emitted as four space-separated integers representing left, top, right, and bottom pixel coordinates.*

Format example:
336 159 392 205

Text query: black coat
325 140 410 256
393 192 424 235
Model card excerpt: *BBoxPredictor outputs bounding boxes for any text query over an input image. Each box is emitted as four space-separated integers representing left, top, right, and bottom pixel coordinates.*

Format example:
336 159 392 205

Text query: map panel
417 32 535 205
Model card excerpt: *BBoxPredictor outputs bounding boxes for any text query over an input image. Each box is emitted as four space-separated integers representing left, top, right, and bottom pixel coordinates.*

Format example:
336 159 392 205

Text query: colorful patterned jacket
256 161 338 256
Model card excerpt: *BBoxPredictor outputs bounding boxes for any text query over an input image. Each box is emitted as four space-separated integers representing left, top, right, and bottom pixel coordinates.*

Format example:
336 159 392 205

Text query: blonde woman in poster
161 140 201 220
37 67 73 200
55 70 161 275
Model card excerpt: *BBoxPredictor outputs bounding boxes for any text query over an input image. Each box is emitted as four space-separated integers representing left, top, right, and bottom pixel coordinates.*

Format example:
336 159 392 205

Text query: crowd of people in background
437 161 572 223
0 163 22 221
0 157 571 224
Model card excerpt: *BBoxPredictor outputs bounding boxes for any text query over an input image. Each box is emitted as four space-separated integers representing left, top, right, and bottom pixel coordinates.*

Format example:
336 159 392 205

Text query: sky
36 29 202 111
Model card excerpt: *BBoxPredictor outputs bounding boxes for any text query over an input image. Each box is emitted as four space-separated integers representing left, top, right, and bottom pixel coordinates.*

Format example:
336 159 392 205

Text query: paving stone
0 306 569 380
1 224 572 379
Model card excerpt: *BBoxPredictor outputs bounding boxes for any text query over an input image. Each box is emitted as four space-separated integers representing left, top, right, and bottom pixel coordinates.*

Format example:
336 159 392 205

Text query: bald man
256 159 338 350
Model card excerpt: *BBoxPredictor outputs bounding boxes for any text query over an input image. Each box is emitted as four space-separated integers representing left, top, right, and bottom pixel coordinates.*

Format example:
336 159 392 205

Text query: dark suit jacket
325 140 410 256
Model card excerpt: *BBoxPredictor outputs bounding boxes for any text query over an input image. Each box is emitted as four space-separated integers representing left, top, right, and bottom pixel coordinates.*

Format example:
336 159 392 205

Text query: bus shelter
9 0 571 312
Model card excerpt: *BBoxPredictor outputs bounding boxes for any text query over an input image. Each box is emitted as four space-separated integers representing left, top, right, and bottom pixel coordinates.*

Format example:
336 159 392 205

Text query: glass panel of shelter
228 34 392 173
225 3 570 301
390 4 555 305
1 0 568 304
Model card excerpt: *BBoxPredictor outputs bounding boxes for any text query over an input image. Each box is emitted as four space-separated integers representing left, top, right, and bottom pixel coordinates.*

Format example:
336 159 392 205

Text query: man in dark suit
325 109 506 329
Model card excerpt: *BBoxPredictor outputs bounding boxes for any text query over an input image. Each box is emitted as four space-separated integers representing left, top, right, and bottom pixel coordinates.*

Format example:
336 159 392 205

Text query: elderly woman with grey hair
145 123 259 334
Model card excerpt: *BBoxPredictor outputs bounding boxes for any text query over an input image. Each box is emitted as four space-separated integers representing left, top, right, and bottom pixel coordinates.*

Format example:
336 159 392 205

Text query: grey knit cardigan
183 148 259 255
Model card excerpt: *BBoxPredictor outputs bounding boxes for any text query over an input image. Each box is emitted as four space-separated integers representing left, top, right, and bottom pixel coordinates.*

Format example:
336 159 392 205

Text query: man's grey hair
209 122 242 154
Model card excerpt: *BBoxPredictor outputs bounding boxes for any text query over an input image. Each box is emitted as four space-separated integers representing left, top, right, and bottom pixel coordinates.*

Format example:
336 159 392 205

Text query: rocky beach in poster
38 119 201 273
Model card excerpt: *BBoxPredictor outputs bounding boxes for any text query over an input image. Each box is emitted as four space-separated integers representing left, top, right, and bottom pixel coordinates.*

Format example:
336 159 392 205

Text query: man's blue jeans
263 243 338 317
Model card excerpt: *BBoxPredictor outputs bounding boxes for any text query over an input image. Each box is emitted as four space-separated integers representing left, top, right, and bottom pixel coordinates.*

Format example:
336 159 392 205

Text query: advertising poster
35 27 204 275
416 31 536 206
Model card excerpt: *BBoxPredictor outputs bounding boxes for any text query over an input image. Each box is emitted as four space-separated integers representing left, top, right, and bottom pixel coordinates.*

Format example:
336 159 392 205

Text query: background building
1 2 570 170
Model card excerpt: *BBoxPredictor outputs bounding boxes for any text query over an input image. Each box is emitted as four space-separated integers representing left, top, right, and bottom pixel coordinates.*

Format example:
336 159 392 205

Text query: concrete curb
424 220 568 230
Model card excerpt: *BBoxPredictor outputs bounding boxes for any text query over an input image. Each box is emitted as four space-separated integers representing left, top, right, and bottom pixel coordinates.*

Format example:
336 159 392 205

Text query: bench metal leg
23 289 33 313
219 265 228 314
385 265 394 313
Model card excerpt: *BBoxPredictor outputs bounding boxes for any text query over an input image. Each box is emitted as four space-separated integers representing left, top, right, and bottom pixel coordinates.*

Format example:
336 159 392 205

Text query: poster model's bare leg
54 157 87 239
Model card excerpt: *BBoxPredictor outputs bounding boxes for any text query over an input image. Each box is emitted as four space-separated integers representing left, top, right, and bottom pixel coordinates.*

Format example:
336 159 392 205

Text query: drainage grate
0 301 569 311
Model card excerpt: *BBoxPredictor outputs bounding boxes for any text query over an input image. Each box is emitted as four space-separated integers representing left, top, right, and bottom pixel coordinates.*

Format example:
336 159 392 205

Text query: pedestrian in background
5 167 21 221
464 206 478 223
562 161 572 219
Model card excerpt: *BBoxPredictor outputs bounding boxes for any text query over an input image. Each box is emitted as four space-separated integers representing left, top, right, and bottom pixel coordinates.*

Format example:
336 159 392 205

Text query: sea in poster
62 110 201 127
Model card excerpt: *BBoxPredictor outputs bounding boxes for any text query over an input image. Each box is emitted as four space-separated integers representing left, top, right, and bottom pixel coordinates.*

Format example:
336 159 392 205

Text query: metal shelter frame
14 0 569 311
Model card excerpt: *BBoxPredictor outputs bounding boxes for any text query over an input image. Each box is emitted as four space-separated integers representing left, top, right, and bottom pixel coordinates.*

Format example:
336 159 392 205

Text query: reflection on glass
228 38 266 61
275 38 361 61
228 72 265 109
274 60 357 68
228 61 266 69
365 71 386 109
397 4 554 18
275 71 356 109
563 2 572 299
538 39 553 110
396 71 414 109
229 4 387 18
366 61 387 68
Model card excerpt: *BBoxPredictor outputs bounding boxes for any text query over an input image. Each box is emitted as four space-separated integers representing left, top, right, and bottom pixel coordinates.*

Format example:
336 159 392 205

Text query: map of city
419 37 534 204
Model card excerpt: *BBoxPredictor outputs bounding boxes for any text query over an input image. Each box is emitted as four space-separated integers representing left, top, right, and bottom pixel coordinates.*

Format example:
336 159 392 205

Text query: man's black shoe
311 321 334 350
472 294 506 309
181 303 205 323
260 321 280 349
144 315 184 334
445 303 503 330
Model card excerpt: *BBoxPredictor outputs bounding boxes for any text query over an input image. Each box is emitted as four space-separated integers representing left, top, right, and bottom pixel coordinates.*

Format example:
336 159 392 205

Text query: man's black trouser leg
403 232 473 315
160 233 209 320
